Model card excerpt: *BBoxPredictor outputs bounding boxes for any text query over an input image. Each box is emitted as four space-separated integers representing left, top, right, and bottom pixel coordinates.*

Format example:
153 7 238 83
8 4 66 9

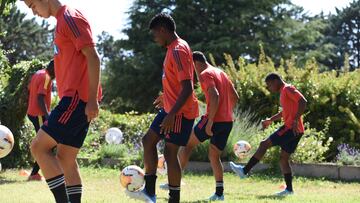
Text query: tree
326 0 359 69
0 0 16 16
0 6 53 65
99 0 338 112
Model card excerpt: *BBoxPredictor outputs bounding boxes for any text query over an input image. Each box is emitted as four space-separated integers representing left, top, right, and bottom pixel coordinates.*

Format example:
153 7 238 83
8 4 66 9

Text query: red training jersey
27 69 52 116
162 38 199 119
54 5 102 102
199 67 236 122
280 84 305 133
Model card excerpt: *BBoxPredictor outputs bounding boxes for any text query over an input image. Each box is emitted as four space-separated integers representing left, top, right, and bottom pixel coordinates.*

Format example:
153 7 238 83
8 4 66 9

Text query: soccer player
126 13 199 203
179 51 239 201
230 73 307 196
27 60 55 181
21 1 101 203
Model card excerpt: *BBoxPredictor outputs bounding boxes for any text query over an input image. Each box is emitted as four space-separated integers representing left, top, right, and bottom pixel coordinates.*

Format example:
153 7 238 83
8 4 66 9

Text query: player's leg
231 133 274 177
279 150 293 193
178 130 201 169
142 128 161 197
208 122 232 201
208 144 225 200
164 142 181 203
56 144 82 203
27 115 43 180
30 129 68 203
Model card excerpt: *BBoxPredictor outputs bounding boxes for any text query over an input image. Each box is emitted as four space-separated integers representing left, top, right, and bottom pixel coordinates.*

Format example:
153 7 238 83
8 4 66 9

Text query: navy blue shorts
28 115 47 132
41 94 90 148
269 125 303 154
194 116 233 151
150 109 194 146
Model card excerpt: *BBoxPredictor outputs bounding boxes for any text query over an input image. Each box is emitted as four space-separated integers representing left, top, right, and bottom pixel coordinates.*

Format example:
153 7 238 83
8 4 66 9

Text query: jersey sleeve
285 86 304 102
62 11 95 51
37 74 51 95
172 48 194 82
200 72 216 91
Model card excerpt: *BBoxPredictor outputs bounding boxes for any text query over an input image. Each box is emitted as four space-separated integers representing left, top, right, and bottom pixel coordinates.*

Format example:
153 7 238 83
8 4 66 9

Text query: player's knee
30 139 39 158
259 140 270 150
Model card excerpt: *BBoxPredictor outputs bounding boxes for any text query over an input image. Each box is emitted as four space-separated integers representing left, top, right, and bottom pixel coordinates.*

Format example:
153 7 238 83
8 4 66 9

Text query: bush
222 50 360 158
0 57 45 168
336 144 360 166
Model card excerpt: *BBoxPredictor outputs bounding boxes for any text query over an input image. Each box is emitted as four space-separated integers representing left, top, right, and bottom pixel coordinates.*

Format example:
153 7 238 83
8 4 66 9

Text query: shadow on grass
256 194 286 200
0 175 24 185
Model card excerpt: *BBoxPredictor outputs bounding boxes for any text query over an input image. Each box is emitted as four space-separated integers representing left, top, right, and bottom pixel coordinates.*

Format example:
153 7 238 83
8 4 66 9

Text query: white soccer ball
120 165 145 192
157 154 167 175
105 127 123 145
0 125 14 159
233 140 251 159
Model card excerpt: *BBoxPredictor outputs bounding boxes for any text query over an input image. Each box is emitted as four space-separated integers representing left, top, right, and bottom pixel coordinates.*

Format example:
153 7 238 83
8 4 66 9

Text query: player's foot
208 193 224 201
28 173 45 181
159 181 186 190
275 189 294 196
229 162 247 179
125 189 156 203
19 169 30 177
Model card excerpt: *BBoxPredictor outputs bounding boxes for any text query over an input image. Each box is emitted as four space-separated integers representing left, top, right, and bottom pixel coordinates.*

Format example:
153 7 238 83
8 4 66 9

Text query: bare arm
160 80 193 134
81 46 101 121
37 94 49 118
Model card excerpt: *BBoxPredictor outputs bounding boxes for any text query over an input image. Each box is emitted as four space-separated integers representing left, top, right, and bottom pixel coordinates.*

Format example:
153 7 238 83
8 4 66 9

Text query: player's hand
160 113 175 135
205 120 214 136
153 94 163 109
292 119 299 136
85 99 99 122
261 119 272 130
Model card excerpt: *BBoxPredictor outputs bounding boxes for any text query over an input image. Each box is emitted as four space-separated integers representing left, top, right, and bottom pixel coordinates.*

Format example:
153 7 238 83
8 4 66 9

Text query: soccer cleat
28 173 45 181
125 189 156 203
275 189 294 196
229 162 247 179
208 193 224 201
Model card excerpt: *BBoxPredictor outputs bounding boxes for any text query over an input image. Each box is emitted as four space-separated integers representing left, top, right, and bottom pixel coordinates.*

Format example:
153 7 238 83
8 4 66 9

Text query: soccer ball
105 127 123 145
157 154 167 175
0 125 14 159
233 140 251 159
120 165 145 192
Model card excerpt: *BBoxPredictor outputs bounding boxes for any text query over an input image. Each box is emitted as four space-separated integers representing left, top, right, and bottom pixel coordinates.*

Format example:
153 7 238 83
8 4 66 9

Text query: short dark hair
265 73 282 82
192 51 207 63
149 13 176 31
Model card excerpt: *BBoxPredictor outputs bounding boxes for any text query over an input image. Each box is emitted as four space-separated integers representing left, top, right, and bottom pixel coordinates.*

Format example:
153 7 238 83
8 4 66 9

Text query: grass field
1 167 360 202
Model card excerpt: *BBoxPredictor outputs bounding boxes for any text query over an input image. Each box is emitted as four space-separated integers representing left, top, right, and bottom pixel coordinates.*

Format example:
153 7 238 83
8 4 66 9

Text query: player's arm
82 46 101 122
160 80 193 134
205 87 220 135
262 111 282 129
293 97 307 133
230 83 239 105
37 94 49 119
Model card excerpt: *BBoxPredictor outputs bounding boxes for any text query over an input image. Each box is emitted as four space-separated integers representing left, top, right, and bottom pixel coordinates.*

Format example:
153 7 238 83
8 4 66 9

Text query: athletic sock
66 184 82 203
168 185 180 203
46 174 68 203
284 173 293 192
244 156 259 174
215 181 224 196
144 174 157 196
30 162 40 176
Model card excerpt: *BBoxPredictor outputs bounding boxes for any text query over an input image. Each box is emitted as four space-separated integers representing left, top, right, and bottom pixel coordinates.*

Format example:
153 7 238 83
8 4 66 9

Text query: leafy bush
0 57 45 168
222 49 360 158
336 144 360 166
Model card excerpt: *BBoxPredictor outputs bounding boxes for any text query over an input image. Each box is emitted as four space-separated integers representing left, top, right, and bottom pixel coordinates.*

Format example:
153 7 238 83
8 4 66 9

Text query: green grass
1 167 360 202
